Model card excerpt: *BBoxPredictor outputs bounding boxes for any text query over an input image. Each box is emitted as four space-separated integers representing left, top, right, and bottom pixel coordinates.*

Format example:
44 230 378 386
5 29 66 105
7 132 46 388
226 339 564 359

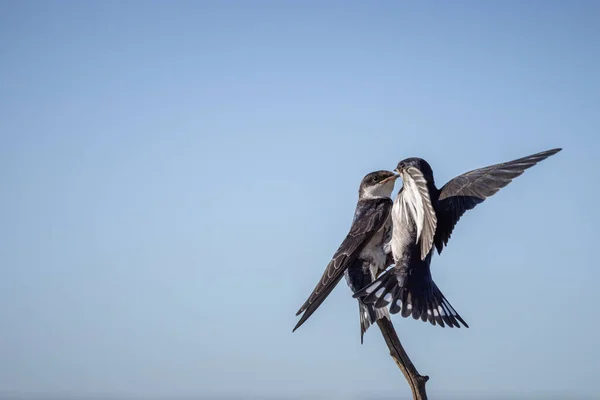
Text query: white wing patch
399 167 438 260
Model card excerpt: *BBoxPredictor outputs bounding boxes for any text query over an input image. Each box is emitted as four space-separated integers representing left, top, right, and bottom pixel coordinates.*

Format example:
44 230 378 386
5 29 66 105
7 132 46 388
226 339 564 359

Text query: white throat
361 180 396 200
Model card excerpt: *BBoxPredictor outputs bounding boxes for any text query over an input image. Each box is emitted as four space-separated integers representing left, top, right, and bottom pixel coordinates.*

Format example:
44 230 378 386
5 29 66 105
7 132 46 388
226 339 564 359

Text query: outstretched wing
434 148 561 254
293 198 392 332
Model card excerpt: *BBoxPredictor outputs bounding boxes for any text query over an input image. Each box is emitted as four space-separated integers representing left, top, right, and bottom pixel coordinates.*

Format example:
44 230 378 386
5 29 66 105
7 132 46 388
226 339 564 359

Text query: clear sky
1 1 599 399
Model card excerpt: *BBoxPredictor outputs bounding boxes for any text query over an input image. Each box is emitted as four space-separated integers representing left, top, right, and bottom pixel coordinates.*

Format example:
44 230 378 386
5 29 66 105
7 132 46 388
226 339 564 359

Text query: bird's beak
381 174 400 184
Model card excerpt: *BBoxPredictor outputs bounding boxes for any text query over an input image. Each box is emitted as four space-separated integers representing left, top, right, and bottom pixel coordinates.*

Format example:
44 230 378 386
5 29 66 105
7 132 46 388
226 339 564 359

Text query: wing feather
293 198 392 331
400 166 437 260
434 148 561 253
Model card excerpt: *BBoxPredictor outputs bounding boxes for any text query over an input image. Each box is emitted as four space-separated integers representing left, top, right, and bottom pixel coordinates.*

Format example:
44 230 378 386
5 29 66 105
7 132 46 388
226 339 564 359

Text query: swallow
294 170 399 342
354 148 562 328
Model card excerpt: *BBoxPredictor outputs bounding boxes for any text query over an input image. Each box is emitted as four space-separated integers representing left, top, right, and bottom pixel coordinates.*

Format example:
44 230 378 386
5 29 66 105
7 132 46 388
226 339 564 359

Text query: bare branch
376 318 429 400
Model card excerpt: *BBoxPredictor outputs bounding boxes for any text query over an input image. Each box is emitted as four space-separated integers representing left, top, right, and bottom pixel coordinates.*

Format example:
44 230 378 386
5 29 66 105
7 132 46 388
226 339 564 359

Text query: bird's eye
372 176 380 183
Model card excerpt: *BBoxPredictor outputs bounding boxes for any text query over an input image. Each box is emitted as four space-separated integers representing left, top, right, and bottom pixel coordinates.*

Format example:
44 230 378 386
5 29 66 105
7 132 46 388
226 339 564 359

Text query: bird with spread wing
354 148 562 328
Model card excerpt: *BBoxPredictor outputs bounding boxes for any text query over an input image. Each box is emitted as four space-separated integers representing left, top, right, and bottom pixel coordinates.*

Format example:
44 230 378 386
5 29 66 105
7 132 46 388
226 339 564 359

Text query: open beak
381 174 400 184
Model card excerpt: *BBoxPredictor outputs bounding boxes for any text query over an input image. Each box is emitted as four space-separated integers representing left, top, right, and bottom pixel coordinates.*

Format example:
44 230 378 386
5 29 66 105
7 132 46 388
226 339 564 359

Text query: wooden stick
376 318 429 400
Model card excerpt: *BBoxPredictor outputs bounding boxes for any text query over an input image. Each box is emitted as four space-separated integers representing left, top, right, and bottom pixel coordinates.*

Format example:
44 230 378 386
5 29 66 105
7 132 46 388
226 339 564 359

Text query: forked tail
354 268 468 328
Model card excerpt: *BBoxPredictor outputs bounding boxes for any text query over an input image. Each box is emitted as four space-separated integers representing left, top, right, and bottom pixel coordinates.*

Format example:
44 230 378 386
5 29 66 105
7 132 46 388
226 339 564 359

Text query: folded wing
293 198 392 332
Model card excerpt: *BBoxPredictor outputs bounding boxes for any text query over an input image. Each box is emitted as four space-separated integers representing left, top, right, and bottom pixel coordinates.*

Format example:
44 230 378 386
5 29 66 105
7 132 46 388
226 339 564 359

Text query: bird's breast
358 221 389 278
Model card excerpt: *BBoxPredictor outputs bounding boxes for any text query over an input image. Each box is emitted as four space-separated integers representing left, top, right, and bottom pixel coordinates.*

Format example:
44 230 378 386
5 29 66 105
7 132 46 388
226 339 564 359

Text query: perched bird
354 148 562 328
293 170 400 343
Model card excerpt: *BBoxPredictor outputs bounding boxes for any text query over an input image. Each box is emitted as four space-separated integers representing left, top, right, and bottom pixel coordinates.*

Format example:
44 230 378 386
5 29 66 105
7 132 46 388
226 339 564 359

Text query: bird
353 148 562 328
293 170 400 343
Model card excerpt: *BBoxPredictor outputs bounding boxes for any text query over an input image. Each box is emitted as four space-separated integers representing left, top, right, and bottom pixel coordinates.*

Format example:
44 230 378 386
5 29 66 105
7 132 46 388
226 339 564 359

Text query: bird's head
395 157 435 185
359 170 399 200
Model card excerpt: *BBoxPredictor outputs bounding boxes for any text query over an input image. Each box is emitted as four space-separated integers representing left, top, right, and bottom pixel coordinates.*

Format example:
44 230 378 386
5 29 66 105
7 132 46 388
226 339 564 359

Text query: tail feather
401 289 413 319
359 300 389 344
419 298 428 322
437 288 469 327
353 268 468 328
430 295 445 327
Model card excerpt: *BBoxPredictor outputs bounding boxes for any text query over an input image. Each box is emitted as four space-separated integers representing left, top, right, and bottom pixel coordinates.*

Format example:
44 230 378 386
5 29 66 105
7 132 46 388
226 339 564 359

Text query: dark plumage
354 148 562 328
294 170 399 342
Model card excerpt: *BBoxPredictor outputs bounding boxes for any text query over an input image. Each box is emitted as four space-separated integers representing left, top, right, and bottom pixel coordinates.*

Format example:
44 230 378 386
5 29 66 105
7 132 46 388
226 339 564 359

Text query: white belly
359 217 391 278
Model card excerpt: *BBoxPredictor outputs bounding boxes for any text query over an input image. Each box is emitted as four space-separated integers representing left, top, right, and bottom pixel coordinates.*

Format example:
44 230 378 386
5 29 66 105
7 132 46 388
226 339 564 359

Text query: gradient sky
1 1 599 399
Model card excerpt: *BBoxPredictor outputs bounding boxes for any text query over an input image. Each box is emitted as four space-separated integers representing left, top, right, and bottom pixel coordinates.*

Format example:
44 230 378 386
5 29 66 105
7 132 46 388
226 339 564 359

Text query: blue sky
0 1 599 399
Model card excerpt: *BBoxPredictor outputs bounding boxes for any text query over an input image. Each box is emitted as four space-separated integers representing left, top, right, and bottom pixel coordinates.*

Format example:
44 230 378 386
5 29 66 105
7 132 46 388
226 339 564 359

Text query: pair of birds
293 148 561 343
